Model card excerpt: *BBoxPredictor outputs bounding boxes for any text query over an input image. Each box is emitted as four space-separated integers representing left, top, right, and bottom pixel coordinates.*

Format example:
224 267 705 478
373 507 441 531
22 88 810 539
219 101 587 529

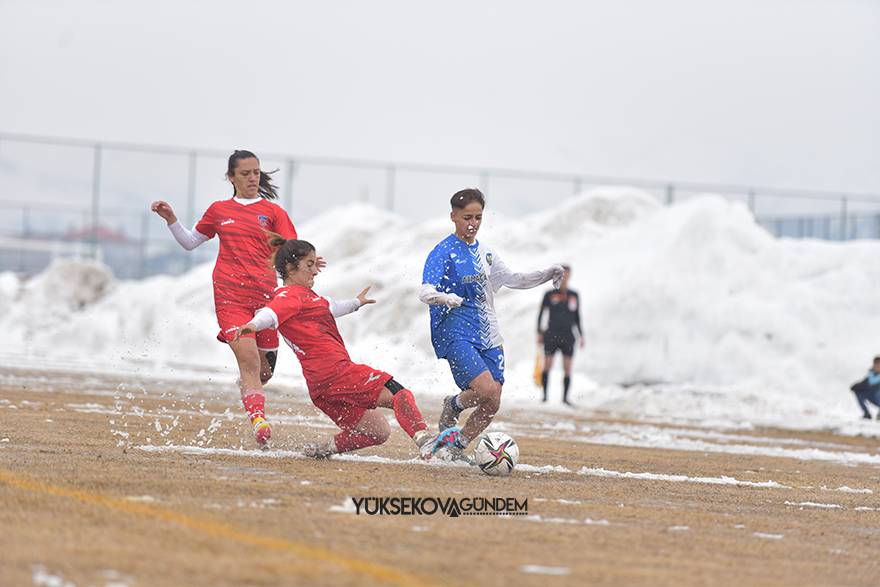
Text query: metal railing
1 131 879 279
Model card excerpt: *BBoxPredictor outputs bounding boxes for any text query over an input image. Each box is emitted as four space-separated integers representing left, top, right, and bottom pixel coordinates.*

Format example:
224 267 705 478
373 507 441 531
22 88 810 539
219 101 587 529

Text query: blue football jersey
422 234 512 358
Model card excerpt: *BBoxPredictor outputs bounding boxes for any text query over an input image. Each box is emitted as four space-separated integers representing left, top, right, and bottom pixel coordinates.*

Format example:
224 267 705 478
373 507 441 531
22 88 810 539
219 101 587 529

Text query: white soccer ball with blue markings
474 432 519 476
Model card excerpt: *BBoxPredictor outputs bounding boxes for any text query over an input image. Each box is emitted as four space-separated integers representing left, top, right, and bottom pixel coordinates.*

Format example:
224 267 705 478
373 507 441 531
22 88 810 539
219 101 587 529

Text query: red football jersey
195 198 297 307
267 285 353 391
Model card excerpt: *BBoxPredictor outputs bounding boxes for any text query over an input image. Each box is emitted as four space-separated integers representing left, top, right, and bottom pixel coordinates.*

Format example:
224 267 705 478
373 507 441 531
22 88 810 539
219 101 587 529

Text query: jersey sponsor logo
220 218 235 226
257 214 270 227
365 372 381 384
462 273 487 284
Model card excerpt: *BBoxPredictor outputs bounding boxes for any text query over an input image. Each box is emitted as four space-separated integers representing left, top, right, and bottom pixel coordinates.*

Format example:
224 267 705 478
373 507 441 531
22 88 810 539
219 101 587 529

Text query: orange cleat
252 417 271 450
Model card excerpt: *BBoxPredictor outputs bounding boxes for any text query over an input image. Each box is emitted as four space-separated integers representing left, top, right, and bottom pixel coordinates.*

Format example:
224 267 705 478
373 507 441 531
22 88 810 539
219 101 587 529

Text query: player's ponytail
257 169 279 200
266 231 287 249
267 232 315 280
227 149 279 200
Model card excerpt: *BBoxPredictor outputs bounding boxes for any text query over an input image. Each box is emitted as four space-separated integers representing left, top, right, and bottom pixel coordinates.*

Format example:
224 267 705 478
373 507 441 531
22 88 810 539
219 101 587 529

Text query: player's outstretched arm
231 323 257 343
150 200 178 225
151 200 210 251
328 286 375 318
490 252 564 291
418 284 463 308
231 308 279 341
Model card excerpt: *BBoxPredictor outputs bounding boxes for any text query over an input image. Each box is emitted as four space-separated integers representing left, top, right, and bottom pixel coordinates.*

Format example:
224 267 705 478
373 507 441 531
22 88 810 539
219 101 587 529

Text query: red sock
392 389 428 438
333 430 384 453
241 392 266 424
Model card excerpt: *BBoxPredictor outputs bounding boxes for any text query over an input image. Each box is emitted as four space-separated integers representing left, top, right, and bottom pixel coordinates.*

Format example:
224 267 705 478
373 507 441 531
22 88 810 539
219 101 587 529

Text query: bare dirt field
1 367 878 587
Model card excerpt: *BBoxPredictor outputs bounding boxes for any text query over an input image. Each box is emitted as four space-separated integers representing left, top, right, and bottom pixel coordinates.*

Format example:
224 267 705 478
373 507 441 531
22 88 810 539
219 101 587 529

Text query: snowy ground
1 188 879 436
1 367 878 587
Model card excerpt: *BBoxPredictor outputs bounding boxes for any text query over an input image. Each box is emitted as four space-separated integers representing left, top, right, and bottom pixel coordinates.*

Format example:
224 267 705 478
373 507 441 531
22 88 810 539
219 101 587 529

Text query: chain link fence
1 132 879 279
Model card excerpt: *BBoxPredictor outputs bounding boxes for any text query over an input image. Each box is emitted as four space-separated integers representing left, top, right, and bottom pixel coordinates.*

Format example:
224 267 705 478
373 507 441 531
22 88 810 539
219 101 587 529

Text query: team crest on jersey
485 252 493 266
257 214 270 227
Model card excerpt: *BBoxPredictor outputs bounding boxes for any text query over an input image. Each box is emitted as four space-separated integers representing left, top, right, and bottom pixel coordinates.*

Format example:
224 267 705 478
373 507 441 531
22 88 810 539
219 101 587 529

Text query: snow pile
18 259 114 311
1 187 879 430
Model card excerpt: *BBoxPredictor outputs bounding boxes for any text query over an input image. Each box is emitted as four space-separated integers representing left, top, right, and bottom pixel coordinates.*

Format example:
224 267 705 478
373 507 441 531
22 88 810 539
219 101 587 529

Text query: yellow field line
0 467 436 587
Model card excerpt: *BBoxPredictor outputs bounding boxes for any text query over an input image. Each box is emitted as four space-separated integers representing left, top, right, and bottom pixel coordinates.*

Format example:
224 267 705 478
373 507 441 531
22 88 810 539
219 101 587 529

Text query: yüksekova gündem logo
351 496 528 517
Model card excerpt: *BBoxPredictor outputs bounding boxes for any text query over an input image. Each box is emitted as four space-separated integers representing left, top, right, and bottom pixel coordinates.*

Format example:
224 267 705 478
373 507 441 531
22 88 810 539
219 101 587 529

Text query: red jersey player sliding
151 150 316 450
233 235 441 459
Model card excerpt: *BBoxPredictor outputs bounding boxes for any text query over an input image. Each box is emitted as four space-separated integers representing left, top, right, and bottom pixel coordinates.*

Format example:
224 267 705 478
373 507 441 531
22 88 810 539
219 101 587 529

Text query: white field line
578 467 789 489
135 444 796 491
784 501 843 509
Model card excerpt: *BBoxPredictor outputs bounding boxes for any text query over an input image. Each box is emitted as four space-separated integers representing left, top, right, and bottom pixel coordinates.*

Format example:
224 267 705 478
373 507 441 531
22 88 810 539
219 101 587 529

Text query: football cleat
302 442 335 460
252 417 271 450
438 395 463 431
433 425 466 453
431 444 476 465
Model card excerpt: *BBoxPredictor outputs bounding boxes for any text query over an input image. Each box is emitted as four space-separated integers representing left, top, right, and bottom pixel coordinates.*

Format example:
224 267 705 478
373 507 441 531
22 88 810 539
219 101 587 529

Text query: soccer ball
474 432 519 476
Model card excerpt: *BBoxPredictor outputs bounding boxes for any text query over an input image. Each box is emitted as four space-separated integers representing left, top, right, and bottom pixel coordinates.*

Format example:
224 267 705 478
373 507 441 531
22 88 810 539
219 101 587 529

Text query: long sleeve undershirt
168 221 210 251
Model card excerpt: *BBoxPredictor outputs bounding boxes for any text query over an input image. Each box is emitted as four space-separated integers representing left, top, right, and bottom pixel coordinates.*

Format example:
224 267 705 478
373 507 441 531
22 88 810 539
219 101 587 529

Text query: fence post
284 158 295 212
573 177 582 195
17 206 28 273
385 165 396 212
665 184 675 205
91 144 102 260
186 151 197 225
139 211 150 279
22 206 31 237
185 151 197 270
839 197 848 241
480 170 490 194
747 189 756 214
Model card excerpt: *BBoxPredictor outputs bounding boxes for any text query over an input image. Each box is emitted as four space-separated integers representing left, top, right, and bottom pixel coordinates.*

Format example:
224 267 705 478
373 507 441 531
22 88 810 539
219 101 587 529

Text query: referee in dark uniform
537 265 583 405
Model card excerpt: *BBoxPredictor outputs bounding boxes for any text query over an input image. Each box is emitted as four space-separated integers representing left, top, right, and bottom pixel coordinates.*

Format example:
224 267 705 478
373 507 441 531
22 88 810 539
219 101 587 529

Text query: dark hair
451 188 485 210
874 356 880 364
267 232 315 280
227 149 279 200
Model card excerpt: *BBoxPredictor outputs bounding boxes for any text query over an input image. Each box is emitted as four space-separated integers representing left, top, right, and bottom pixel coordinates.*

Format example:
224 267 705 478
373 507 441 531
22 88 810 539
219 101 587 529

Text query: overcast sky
1 0 878 204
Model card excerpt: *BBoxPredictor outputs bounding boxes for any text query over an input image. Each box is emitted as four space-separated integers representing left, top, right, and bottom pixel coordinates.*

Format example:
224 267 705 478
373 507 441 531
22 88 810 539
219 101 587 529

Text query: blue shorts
445 341 505 390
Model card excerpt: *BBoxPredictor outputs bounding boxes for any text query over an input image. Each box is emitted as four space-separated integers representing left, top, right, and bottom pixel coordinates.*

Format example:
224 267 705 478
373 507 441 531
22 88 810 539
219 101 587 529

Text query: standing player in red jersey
151 150 309 449
233 235 441 460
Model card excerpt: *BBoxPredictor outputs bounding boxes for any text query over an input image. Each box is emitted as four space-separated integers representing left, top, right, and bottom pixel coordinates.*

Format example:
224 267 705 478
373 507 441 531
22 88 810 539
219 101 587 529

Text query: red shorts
215 303 279 351
310 363 392 430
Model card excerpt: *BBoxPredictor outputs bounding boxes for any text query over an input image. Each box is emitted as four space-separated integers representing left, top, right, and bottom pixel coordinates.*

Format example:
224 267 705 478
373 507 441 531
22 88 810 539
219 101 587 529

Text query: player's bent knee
475 384 502 412
374 422 392 443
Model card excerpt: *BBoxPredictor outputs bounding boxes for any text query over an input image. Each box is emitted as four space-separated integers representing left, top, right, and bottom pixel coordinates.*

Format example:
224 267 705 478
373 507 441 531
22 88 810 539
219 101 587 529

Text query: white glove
443 293 464 308
550 264 565 289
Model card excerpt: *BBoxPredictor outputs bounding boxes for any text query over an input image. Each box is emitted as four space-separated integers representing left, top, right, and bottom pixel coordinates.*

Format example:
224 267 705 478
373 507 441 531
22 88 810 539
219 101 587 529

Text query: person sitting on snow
850 357 880 420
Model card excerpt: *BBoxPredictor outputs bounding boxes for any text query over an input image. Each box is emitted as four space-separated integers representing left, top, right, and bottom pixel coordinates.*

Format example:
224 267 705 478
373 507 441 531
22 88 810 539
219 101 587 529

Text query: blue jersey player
420 188 564 459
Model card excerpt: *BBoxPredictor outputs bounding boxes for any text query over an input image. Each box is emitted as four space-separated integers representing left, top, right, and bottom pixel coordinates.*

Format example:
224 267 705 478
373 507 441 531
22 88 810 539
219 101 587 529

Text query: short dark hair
451 188 485 210
874 356 880 364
